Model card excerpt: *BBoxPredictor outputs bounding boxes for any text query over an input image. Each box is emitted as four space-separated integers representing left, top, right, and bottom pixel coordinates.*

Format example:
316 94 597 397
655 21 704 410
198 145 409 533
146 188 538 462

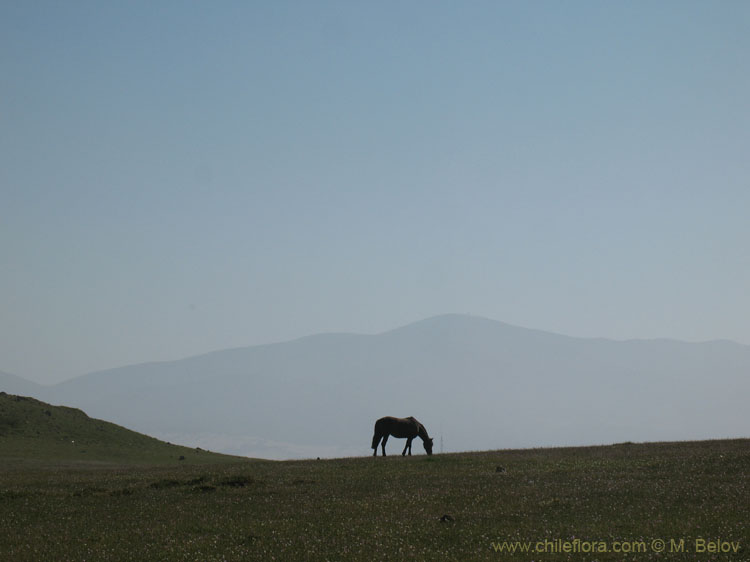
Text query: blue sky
2 1 749 383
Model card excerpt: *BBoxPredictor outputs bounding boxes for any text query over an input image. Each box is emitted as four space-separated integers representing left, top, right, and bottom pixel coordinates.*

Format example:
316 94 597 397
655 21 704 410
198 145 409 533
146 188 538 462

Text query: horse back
375 416 419 439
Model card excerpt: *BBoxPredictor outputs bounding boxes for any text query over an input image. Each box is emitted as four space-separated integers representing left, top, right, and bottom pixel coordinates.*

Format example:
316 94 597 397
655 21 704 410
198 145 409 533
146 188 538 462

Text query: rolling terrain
0 427 747 560
1 393 747 560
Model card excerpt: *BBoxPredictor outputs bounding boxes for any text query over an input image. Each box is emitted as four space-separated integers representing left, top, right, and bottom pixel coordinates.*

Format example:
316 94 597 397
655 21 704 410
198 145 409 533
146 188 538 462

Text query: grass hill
0 433 747 560
0 392 243 467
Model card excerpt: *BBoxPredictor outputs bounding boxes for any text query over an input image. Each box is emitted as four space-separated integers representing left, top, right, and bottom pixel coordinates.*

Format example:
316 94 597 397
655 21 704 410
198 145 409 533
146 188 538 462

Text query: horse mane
406 417 428 438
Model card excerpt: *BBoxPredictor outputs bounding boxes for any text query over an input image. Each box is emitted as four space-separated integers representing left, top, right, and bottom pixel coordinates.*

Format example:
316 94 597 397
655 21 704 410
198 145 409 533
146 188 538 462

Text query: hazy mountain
0 370 44 397
7 314 750 459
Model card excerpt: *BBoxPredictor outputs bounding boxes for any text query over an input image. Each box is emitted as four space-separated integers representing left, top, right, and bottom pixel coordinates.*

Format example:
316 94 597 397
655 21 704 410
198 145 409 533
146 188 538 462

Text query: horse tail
371 418 383 449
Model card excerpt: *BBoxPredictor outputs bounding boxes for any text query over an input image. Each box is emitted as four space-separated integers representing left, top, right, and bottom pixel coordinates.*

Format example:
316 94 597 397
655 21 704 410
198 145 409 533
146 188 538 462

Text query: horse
371 416 434 456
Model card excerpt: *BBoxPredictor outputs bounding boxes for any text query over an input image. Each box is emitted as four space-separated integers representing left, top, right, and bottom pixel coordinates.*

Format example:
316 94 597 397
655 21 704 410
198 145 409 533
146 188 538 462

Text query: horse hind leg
381 434 389 456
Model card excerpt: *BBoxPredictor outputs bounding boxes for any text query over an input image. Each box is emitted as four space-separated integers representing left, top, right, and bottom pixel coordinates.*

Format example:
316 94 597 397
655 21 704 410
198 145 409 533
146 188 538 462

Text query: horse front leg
402 437 413 456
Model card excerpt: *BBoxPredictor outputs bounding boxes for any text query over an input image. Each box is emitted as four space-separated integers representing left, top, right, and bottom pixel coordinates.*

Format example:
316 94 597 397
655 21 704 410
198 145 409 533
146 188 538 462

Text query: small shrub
218 475 254 487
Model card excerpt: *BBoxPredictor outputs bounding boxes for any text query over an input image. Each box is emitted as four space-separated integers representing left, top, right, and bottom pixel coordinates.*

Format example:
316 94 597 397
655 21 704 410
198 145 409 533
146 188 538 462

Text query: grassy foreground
1 438 748 561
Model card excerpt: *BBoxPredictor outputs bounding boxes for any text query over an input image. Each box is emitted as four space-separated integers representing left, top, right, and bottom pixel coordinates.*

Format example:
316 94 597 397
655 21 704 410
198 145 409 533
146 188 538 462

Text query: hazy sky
2 1 749 384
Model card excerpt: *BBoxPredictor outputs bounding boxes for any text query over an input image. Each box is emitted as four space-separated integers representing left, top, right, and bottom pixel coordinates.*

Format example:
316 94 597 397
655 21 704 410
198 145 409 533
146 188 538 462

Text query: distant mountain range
0 370 43 397
2 314 748 459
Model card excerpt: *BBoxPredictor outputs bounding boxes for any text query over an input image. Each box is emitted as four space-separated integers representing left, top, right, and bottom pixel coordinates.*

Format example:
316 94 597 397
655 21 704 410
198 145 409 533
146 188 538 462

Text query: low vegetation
1 393 747 560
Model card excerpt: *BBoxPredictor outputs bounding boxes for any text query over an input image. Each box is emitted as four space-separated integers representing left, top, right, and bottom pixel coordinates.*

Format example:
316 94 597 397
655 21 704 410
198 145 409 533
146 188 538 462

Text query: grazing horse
371 416 434 456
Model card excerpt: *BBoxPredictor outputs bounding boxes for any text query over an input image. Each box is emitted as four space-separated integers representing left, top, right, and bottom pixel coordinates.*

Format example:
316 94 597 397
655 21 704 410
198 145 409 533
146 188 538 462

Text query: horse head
424 437 434 455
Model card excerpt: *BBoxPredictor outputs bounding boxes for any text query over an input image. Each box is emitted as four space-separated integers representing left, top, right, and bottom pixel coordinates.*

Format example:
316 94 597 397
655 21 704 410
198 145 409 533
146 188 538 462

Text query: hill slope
0 393 243 466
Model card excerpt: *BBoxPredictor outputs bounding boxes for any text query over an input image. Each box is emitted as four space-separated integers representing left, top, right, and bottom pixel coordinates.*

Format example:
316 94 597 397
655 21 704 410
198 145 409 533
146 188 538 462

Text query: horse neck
417 424 429 441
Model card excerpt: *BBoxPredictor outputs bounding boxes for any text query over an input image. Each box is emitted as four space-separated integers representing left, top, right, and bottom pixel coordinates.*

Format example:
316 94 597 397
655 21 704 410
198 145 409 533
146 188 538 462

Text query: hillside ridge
0 392 244 466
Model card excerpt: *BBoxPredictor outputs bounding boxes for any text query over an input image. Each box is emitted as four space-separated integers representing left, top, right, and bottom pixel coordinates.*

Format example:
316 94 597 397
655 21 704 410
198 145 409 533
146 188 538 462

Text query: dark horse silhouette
371 416 434 456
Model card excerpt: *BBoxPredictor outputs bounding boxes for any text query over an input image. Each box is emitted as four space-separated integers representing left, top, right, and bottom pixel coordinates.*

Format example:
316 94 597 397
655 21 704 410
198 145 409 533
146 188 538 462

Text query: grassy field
1 394 748 560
